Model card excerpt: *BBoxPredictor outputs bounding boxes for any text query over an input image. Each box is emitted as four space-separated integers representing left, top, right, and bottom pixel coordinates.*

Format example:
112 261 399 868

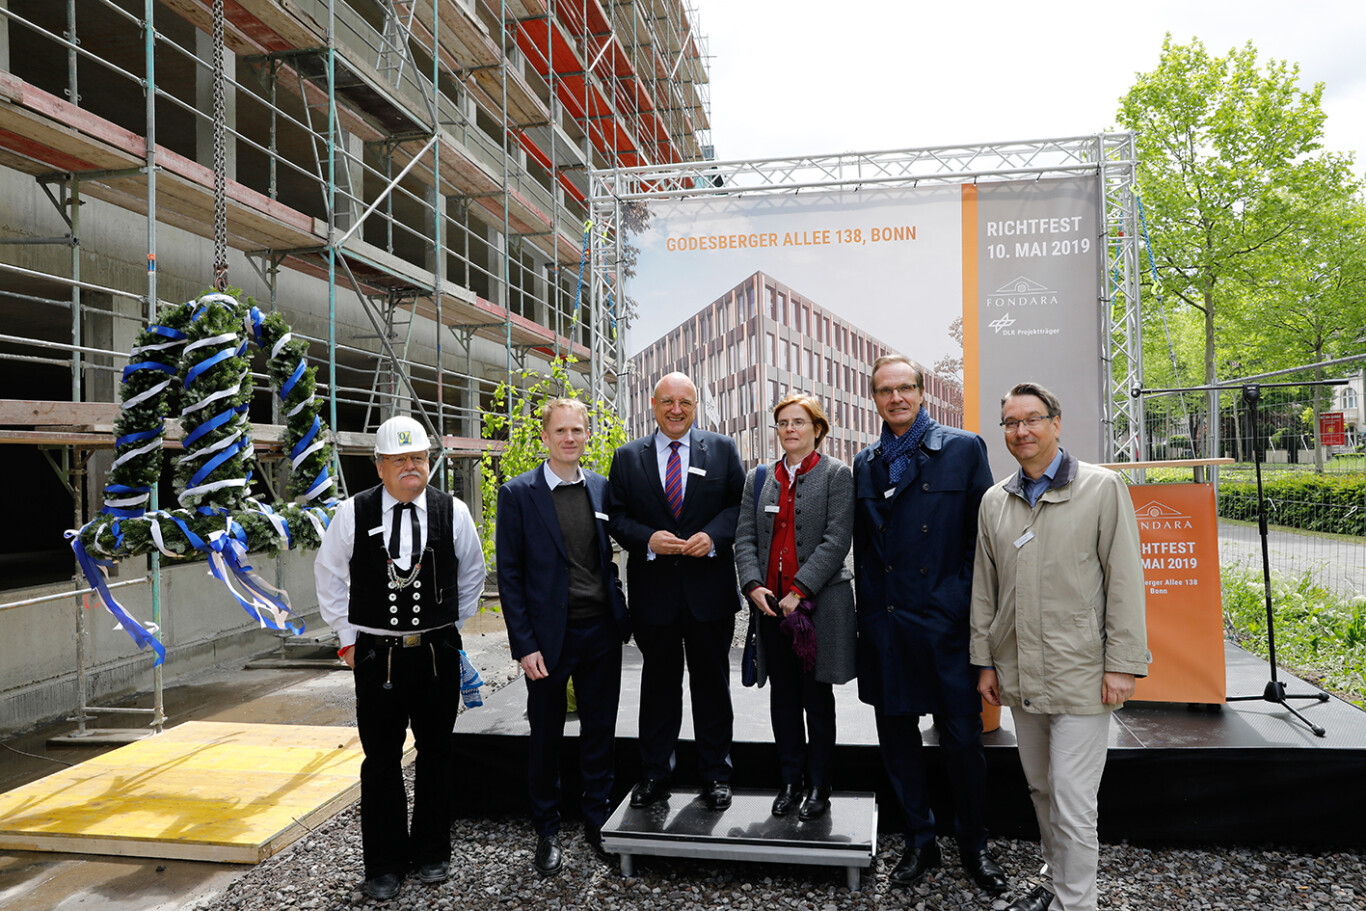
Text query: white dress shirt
542 461 586 489
314 486 487 648
653 430 690 496
647 430 715 559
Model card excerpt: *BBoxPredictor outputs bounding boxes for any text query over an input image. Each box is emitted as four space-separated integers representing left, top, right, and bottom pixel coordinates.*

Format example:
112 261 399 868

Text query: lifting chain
211 0 229 291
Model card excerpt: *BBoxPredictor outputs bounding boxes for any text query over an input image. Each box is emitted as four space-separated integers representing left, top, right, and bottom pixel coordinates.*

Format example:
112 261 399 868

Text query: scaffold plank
0 721 386 864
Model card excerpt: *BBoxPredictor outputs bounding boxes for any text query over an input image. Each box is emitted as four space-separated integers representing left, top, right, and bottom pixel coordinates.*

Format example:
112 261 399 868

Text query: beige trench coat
969 452 1150 715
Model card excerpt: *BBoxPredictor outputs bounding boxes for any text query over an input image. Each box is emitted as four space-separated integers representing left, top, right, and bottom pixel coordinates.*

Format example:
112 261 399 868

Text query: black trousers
525 615 623 836
874 708 988 854
353 626 462 878
633 612 735 782
759 614 836 789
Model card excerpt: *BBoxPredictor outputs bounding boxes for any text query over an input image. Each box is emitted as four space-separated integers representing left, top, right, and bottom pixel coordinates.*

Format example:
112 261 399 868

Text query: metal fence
1137 369 1366 601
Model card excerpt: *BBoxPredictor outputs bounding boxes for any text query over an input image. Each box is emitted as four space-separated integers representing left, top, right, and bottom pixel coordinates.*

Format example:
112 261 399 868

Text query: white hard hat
375 416 432 456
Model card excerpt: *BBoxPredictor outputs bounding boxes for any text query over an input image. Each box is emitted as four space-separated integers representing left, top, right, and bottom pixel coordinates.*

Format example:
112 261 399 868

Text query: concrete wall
0 551 322 735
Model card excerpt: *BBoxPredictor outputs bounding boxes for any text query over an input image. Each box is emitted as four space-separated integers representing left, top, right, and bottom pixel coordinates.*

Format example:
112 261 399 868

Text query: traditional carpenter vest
347 485 461 631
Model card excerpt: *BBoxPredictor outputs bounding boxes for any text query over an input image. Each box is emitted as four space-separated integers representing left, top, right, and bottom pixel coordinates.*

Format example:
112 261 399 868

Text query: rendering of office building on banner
625 270 964 466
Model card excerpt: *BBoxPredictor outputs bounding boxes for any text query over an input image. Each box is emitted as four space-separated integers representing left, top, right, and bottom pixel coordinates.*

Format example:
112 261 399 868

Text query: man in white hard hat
315 415 486 901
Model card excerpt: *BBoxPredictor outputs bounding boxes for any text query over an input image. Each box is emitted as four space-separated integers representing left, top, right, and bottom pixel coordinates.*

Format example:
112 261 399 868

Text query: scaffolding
0 0 711 734
588 135 1143 462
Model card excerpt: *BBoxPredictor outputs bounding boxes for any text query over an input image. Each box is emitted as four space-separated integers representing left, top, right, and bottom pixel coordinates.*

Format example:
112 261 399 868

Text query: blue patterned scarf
880 408 930 485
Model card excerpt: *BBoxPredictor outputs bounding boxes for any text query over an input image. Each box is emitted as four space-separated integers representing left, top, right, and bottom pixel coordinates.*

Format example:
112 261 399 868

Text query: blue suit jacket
496 463 630 670
606 428 745 626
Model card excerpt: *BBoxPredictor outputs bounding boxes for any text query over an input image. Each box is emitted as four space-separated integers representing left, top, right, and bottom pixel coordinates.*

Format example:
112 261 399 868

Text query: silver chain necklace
386 557 422 591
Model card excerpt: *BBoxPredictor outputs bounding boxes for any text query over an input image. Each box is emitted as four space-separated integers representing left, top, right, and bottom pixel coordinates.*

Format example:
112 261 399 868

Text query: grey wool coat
734 453 857 686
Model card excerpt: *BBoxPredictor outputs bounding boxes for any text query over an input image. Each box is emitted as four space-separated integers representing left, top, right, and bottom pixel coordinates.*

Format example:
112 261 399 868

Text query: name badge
367 526 384 537
883 487 896 499
688 466 707 477
1014 530 1036 549
594 511 608 521
764 504 780 514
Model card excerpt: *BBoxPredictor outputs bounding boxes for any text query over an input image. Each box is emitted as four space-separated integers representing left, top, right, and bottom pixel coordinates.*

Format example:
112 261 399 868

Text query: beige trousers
1010 709 1111 911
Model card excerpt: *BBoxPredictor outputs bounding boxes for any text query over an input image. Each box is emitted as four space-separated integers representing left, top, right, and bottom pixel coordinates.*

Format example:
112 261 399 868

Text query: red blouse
764 450 821 599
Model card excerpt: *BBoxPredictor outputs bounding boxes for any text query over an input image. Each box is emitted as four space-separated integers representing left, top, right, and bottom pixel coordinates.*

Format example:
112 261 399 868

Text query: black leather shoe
534 834 563 877
961 846 1009 895
702 780 732 810
362 872 401 901
585 824 615 865
1005 884 1056 911
629 778 670 808
415 860 449 884
887 839 941 887
771 783 802 817
798 786 831 820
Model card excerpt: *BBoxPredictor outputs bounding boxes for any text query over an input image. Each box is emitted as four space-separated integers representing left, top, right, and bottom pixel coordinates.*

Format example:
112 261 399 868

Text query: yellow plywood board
0 721 403 864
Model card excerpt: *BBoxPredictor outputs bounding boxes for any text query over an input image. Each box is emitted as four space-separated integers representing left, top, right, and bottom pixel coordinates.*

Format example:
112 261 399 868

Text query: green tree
1117 36 1358 456
1237 198 1366 468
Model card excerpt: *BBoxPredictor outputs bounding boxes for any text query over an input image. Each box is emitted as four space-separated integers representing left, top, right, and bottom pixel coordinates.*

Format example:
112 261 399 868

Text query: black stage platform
451 642 1365 848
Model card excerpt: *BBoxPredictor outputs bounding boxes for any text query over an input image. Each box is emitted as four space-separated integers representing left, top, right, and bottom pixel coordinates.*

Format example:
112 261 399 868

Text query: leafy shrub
1222 565 1366 706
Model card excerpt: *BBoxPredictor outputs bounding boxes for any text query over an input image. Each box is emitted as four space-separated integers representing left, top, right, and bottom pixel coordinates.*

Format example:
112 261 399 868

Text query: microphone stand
1134 379 1339 737
1221 383 1328 736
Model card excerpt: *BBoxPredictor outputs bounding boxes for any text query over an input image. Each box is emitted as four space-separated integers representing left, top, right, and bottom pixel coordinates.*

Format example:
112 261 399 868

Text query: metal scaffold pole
146 0 165 734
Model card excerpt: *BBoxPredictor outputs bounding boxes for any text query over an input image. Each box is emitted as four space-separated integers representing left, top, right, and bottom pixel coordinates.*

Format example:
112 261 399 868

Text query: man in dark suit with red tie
607 372 745 811
497 398 631 877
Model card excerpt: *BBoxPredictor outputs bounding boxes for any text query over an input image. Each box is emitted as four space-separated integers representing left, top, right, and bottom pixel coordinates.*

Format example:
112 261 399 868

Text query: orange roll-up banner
1129 483 1226 704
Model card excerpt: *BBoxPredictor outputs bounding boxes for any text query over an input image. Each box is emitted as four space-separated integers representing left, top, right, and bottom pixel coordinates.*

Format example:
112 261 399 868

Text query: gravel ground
184 625 1365 911
189 804 1364 911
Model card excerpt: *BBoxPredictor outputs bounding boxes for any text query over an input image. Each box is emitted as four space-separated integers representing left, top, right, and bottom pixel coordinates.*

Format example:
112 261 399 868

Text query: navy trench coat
853 419 993 717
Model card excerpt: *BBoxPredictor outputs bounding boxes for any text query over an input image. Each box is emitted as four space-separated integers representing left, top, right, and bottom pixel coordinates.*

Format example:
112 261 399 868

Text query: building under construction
0 0 711 732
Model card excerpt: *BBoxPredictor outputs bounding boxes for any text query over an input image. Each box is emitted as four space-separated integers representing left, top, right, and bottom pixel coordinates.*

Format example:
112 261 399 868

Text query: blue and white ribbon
65 531 166 665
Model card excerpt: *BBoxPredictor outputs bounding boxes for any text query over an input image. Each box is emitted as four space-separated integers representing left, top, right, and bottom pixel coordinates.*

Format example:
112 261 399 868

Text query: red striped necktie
664 440 683 519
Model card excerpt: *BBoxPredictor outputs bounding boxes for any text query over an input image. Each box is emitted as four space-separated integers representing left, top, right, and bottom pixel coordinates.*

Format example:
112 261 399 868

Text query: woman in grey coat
734 393 856 820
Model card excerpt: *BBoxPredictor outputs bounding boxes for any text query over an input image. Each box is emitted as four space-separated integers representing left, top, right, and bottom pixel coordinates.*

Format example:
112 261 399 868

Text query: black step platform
451 641 1366 848
601 788 877 889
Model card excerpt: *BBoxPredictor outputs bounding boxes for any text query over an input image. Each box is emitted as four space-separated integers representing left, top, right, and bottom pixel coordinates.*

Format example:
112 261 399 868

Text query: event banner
627 176 1104 471
1129 483 1226 704
963 177 1104 470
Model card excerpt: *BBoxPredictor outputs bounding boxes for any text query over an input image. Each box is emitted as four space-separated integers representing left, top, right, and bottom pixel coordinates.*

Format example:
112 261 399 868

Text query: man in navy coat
497 398 631 877
853 355 1009 897
607 372 745 811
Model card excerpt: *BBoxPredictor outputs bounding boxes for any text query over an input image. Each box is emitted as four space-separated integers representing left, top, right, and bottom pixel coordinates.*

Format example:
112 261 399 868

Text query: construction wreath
67 291 337 664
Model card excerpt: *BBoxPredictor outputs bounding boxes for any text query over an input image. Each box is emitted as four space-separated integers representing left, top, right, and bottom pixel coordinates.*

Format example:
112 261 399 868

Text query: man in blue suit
853 355 1010 897
497 398 631 877
607 372 745 811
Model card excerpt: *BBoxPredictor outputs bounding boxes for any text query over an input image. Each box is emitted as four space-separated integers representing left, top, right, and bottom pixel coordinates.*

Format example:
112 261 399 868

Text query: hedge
1216 473 1366 536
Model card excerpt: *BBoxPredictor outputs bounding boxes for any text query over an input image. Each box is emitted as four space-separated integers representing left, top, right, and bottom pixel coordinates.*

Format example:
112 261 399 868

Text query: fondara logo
1133 500 1194 530
986 275 1060 308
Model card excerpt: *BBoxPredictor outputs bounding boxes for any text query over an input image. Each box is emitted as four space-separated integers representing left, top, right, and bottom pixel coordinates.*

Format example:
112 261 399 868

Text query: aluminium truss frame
588 132 1144 461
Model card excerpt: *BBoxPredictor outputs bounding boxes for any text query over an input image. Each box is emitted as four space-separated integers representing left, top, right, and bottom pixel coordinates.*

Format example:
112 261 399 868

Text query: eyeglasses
774 419 811 430
873 383 919 399
379 453 429 466
656 397 696 410
1000 415 1055 432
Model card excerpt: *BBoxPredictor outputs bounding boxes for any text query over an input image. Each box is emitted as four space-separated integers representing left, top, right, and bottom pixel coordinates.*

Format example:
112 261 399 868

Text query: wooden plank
0 401 120 426
0 721 409 865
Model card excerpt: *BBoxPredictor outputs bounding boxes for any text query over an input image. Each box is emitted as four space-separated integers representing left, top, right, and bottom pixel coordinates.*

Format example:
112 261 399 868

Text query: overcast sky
693 0 1366 177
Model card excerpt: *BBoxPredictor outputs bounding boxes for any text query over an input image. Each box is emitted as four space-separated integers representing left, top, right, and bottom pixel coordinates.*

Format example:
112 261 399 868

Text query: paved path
1218 519 1366 597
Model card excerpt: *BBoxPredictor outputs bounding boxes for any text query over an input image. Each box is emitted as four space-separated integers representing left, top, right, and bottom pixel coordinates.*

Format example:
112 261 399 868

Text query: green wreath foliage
78 290 336 562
